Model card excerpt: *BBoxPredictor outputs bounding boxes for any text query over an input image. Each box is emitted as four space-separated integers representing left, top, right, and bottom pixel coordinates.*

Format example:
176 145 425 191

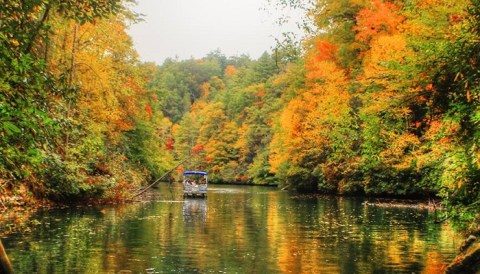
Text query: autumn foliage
0 1 173 204
0 0 478 231
171 0 478 229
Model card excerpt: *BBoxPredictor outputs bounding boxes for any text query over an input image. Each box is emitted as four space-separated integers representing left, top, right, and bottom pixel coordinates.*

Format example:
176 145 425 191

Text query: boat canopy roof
183 171 207 176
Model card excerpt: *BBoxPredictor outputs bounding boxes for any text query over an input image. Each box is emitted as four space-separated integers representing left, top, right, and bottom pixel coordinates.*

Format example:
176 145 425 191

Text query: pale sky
126 0 304 64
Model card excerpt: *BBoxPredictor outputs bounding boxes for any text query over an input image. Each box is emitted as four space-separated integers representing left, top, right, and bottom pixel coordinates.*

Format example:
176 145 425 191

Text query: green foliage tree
420 0 480 229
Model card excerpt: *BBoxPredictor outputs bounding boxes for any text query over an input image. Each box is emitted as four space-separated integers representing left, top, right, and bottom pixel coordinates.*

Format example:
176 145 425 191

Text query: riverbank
362 198 444 211
287 192 444 211
445 231 480 274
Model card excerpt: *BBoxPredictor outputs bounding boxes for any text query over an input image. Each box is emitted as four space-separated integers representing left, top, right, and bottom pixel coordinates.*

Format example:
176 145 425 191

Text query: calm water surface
2 184 461 273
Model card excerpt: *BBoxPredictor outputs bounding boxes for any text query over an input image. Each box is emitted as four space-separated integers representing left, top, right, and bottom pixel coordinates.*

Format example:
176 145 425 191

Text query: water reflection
183 198 207 223
1 184 460 273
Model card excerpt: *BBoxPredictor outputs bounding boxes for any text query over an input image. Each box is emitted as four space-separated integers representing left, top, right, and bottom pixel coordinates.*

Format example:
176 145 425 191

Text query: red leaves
450 14 462 23
145 104 153 116
165 138 174 150
314 41 338 62
193 144 204 154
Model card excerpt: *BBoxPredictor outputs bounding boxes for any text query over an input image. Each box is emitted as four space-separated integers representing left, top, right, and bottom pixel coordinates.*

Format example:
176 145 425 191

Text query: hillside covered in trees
0 0 478 232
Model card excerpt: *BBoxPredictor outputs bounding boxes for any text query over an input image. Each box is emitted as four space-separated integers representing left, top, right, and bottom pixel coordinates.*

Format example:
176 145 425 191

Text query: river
2 184 461 273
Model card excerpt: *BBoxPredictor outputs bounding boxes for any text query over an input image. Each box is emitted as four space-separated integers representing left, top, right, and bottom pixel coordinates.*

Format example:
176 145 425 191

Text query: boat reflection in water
182 197 207 223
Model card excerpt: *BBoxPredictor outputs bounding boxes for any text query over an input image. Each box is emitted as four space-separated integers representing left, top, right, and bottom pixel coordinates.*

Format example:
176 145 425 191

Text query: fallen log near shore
445 234 480 274
0 239 13 274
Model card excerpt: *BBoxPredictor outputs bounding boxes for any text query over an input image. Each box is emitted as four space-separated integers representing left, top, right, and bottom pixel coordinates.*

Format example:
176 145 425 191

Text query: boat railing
182 171 208 197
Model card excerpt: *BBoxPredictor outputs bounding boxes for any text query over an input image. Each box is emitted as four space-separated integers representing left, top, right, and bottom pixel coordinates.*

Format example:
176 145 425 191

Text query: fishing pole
131 157 189 198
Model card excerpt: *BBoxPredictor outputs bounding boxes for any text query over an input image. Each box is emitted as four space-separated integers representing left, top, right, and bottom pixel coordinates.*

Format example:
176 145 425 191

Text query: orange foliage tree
270 40 357 192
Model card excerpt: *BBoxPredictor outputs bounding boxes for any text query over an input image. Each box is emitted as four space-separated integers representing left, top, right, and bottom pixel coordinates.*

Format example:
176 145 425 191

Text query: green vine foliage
432 0 480 231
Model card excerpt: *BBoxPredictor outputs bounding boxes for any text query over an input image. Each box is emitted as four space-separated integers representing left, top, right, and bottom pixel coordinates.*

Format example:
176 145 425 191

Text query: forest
0 0 478 235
